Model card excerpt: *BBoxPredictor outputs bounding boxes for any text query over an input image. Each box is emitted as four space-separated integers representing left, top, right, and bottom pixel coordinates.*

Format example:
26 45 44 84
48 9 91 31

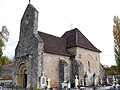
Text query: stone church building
13 3 102 89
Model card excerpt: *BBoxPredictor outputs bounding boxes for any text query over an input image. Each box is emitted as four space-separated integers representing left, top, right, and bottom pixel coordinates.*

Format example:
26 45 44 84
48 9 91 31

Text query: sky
0 0 120 66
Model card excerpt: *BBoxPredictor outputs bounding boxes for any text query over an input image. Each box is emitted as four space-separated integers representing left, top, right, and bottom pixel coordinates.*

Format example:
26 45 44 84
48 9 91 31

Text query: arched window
88 61 90 72
64 63 68 81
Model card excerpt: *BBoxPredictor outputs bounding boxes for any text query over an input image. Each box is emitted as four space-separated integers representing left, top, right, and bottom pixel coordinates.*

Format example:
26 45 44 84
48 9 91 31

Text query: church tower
15 3 39 57
14 3 44 90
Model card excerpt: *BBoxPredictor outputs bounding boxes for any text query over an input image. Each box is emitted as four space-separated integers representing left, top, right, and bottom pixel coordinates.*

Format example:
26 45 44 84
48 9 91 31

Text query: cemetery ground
2 86 120 90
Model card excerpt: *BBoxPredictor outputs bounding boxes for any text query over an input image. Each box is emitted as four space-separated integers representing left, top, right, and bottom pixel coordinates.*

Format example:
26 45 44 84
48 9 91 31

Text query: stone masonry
13 3 104 89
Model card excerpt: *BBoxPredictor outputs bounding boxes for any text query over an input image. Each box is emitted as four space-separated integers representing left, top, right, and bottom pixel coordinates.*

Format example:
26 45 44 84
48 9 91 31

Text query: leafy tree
0 56 13 74
113 16 120 73
0 56 13 68
0 26 10 71
104 65 117 74
0 26 9 57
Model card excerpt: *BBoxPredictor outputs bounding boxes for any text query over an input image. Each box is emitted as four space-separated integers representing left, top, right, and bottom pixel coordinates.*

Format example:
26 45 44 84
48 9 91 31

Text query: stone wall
99 64 106 84
42 53 71 87
68 47 101 86
1 63 14 79
76 47 100 85
14 4 44 89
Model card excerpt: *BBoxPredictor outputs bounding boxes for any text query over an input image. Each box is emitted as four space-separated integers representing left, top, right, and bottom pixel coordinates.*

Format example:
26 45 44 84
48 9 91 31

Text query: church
13 3 102 89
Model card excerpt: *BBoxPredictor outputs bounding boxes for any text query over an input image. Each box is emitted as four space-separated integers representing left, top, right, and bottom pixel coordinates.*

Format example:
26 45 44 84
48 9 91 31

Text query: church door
24 71 27 88
17 63 27 88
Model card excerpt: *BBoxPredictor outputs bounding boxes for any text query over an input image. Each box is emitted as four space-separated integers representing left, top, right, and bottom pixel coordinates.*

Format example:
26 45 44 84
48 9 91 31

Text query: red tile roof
0 75 12 80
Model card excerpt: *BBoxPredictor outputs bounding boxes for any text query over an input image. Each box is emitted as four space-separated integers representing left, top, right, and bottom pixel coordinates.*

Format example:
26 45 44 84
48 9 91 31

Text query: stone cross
113 76 115 85
107 77 109 84
100 77 102 84
29 0 31 4
47 78 51 88
69 23 73 30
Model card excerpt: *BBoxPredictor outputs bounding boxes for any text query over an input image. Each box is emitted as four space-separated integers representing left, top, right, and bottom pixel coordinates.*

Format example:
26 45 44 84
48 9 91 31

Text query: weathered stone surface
13 3 103 89
99 64 106 84
14 4 44 89
76 47 100 85
43 53 71 87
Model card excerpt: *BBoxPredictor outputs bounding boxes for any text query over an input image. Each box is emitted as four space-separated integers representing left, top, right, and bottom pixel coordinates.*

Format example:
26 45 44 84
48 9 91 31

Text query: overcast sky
0 0 120 66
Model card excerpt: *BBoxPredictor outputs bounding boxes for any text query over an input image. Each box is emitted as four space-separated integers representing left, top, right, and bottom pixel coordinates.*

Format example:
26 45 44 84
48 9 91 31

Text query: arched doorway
17 63 27 88
23 70 27 88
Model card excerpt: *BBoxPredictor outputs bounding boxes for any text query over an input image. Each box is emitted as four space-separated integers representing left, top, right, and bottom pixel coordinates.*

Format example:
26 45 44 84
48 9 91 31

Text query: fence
3 86 26 90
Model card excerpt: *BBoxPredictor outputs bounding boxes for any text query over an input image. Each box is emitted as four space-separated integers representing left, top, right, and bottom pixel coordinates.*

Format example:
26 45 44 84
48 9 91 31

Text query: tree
0 56 13 74
104 65 117 74
113 16 120 73
0 26 9 57
0 56 13 68
0 26 10 70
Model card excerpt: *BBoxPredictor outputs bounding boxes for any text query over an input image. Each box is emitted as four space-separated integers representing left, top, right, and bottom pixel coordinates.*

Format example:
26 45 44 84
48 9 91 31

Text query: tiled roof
38 28 101 56
1 75 12 80
61 28 101 52
38 31 70 56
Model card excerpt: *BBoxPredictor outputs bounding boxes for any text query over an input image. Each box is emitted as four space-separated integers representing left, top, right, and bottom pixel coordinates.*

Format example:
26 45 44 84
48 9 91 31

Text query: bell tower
14 3 41 90
20 3 39 38
15 3 39 57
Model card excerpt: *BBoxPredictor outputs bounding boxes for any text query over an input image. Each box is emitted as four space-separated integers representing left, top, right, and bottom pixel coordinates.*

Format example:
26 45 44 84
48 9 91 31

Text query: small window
39 76 40 82
25 14 29 25
79 54 81 58
96 57 98 60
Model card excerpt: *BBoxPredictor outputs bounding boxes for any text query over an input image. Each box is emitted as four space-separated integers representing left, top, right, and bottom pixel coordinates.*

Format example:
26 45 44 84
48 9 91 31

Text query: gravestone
75 75 78 88
41 72 47 88
47 78 51 88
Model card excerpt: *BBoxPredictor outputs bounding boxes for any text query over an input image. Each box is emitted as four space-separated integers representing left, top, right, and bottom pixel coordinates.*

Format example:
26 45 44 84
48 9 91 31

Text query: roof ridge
38 31 66 41
62 28 101 52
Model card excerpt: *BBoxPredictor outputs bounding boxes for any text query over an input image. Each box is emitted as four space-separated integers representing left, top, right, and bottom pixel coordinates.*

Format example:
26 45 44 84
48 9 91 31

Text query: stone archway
17 63 27 88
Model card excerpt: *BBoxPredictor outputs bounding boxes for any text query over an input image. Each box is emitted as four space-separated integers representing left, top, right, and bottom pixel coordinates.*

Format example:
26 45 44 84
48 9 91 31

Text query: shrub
36 88 42 90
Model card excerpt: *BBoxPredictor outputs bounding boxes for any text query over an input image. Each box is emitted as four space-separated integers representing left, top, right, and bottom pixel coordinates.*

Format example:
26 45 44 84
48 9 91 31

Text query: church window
25 14 29 25
79 54 81 58
64 64 68 81
88 61 90 72
39 76 40 82
96 57 98 60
